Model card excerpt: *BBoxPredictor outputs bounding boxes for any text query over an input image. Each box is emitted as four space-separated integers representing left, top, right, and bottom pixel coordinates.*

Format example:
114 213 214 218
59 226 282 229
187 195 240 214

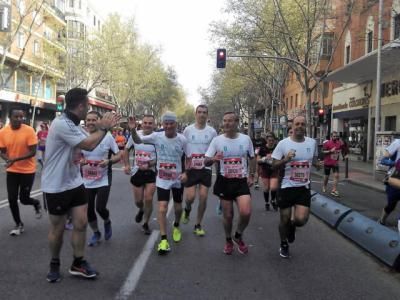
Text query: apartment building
326 0 400 160
0 0 66 127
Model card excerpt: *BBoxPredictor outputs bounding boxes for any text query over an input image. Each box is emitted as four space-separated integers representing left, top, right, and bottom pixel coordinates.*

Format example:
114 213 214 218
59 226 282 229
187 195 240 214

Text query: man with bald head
272 115 321 258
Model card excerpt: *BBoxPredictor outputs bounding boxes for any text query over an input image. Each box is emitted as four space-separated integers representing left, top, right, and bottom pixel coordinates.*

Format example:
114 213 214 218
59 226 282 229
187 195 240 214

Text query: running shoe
172 226 182 242
287 223 296 244
69 260 98 278
331 190 340 197
157 239 170 255
193 225 205 236
223 241 234 255
88 231 101 247
135 210 144 223
181 209 190 224
34 202 42 219
216 200 222 215
142 223 151 235
279 243 290 258
9 224 24 236
265 203 270 211
322 186 326 193
64 221 73 231
104 221 112 240
271 200 278 211
47 261 61 283
233 237 249 254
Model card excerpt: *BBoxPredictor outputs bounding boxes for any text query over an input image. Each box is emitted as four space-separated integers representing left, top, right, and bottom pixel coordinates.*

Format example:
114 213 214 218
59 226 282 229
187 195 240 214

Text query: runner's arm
6 144 37 163
0 147 9 162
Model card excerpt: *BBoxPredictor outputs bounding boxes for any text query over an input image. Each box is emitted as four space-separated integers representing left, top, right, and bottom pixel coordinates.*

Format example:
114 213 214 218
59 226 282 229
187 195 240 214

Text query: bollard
337 211 400 269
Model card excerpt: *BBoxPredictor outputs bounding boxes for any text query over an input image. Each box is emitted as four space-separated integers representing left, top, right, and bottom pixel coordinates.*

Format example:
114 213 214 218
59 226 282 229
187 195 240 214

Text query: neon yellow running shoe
157 239 170 255
193 225 205 236
181 210 190 224
172 226 182 242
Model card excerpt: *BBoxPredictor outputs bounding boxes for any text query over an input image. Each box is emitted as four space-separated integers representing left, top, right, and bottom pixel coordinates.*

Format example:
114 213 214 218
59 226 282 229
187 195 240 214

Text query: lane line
115 199 174 300
0 189 41 204
0 191 42 209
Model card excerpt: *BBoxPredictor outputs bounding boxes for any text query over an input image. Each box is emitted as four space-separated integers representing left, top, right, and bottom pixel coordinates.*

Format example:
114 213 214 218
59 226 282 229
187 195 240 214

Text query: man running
42 88 120 282
0 108 42 236
272 115 320 258
181 105 217 236
129 111 187 255
81 111 121 246
257 132 279 211
322 131 345 196
205 112 256 255
123 115 157 235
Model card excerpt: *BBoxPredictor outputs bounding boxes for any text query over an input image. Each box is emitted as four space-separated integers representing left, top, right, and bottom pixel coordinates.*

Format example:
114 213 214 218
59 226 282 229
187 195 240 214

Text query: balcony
43 0 66 25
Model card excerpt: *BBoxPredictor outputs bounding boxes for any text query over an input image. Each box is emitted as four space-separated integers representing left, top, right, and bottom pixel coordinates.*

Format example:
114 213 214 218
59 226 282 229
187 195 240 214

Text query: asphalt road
0 167 399 300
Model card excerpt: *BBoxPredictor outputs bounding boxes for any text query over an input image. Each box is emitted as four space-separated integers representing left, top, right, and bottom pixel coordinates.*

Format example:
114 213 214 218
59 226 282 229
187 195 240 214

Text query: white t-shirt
205 133 254 178
183 124 217 170
126 130 157 175
42 113 88 193
140 132 187 189
272 137 317 189
386 139 400 162
81 133 119 189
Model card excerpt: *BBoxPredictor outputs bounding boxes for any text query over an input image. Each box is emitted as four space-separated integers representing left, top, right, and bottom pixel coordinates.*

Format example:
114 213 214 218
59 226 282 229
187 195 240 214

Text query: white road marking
115 200 174 300
0 190 42 209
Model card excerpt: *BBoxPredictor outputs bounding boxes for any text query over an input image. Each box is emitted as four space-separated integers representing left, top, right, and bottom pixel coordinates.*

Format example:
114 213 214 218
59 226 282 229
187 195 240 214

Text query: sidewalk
312 156 386 193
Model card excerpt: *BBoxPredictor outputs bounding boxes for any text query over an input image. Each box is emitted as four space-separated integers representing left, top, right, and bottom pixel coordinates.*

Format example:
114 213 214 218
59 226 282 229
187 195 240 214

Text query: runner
115 129 126 151
257 132 279 211
271 115 321 258
181 105 217 236
42 88 120 282
322 131 346 196
252 130 264 190
37 122 48 168
0 108 42 236
129 111 187 255
205 111 256 255
81 111 121 246
123 115 157 235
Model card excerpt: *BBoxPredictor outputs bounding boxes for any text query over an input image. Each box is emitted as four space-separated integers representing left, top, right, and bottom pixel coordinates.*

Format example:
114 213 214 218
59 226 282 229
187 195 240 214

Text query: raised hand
127 116 137 130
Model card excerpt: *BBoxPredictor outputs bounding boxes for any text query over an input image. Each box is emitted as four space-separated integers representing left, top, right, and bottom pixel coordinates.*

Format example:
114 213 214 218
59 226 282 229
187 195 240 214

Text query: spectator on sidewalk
379 139 400 227
322 131 346 197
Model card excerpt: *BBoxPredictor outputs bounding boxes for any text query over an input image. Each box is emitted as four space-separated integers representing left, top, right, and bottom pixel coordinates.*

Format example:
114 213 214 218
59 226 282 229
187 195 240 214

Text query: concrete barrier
310 193 353 228
337 211 400 269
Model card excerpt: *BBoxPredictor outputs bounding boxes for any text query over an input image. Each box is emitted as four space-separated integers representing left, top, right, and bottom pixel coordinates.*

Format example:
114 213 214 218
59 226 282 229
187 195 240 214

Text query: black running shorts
44 184 87 216
157 187 184 203
130 170 156 187
184 169 212 188
213 175 250 200
324 165 339 176
277 186 311 209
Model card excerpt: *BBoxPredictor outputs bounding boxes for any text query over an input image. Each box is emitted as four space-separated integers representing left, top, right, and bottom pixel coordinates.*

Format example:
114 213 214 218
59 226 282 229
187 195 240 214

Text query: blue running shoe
69 260 98 278
88 231 101 246
104 221 112 240
47 261 61 283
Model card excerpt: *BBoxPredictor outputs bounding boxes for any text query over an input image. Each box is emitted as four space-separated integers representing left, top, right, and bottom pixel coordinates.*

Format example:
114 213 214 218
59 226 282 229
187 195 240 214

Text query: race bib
135 150 151 168
223 157 244 178
82 160 102 180
158 162 177 180
289 161 310 183
190 153 205 169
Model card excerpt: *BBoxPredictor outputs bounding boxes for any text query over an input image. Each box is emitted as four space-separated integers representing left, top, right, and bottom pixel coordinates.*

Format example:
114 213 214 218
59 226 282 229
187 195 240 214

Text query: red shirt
323 139 343 166
37 130 48 147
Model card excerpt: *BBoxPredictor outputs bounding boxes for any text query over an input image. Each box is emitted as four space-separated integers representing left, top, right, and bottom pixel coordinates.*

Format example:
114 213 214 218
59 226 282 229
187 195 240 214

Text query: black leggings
86 186 111 223
6 172 39 225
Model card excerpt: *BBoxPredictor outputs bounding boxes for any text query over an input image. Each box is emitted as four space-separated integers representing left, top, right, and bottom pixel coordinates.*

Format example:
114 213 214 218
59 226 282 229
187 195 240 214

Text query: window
69 0 74 8
321 33 334 57
323 82 329 98
17 31 24 49
32 75 43 97
17 0 25 14
295 94 298 108
385 116 396 131
67 20 85 39
16 70 30 94
93 15 96 26
3 65 14 90
290 96 293 109
45 80 54 99
345 45 351 64
395 14 400 40
98 20 100 30
78 0 81 9
367 31 373 53
32 11 41 25
33 40 40 56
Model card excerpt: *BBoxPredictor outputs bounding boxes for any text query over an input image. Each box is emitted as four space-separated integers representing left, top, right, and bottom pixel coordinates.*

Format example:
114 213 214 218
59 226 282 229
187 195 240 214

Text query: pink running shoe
223 241 234 255
233 238 249 254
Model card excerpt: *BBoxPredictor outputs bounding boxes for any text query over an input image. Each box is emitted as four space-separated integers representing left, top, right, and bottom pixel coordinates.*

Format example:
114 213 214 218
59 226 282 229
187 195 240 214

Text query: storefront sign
333 103 348 111
332 96 369 111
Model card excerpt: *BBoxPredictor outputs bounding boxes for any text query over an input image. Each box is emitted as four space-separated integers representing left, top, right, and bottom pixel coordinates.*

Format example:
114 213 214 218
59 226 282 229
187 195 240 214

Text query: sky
93 0 227 107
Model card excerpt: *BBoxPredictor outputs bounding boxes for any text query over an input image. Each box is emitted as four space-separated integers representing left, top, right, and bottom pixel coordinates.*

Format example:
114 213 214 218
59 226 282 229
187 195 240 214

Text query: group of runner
0 87 327 283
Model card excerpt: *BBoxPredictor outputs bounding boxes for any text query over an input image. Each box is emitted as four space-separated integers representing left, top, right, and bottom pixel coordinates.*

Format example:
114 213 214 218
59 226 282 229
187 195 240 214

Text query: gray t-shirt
386 139 400 161
41 114 88 193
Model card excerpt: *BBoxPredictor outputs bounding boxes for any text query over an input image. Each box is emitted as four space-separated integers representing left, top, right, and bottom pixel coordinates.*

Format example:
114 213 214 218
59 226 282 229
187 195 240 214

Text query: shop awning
325 40 400 84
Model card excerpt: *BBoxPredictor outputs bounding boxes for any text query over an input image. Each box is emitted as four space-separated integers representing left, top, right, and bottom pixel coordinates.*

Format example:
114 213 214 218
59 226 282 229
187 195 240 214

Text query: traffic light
56 95 64 112
216 48 226 68
318 108 325 124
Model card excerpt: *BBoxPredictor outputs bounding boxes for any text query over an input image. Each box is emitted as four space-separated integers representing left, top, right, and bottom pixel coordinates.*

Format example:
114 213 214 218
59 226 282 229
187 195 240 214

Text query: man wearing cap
129 111 188 255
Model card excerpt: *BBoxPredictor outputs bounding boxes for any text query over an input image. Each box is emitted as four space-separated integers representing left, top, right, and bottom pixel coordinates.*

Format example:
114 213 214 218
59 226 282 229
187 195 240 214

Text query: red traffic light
318 108 324 115
216 48 226 68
